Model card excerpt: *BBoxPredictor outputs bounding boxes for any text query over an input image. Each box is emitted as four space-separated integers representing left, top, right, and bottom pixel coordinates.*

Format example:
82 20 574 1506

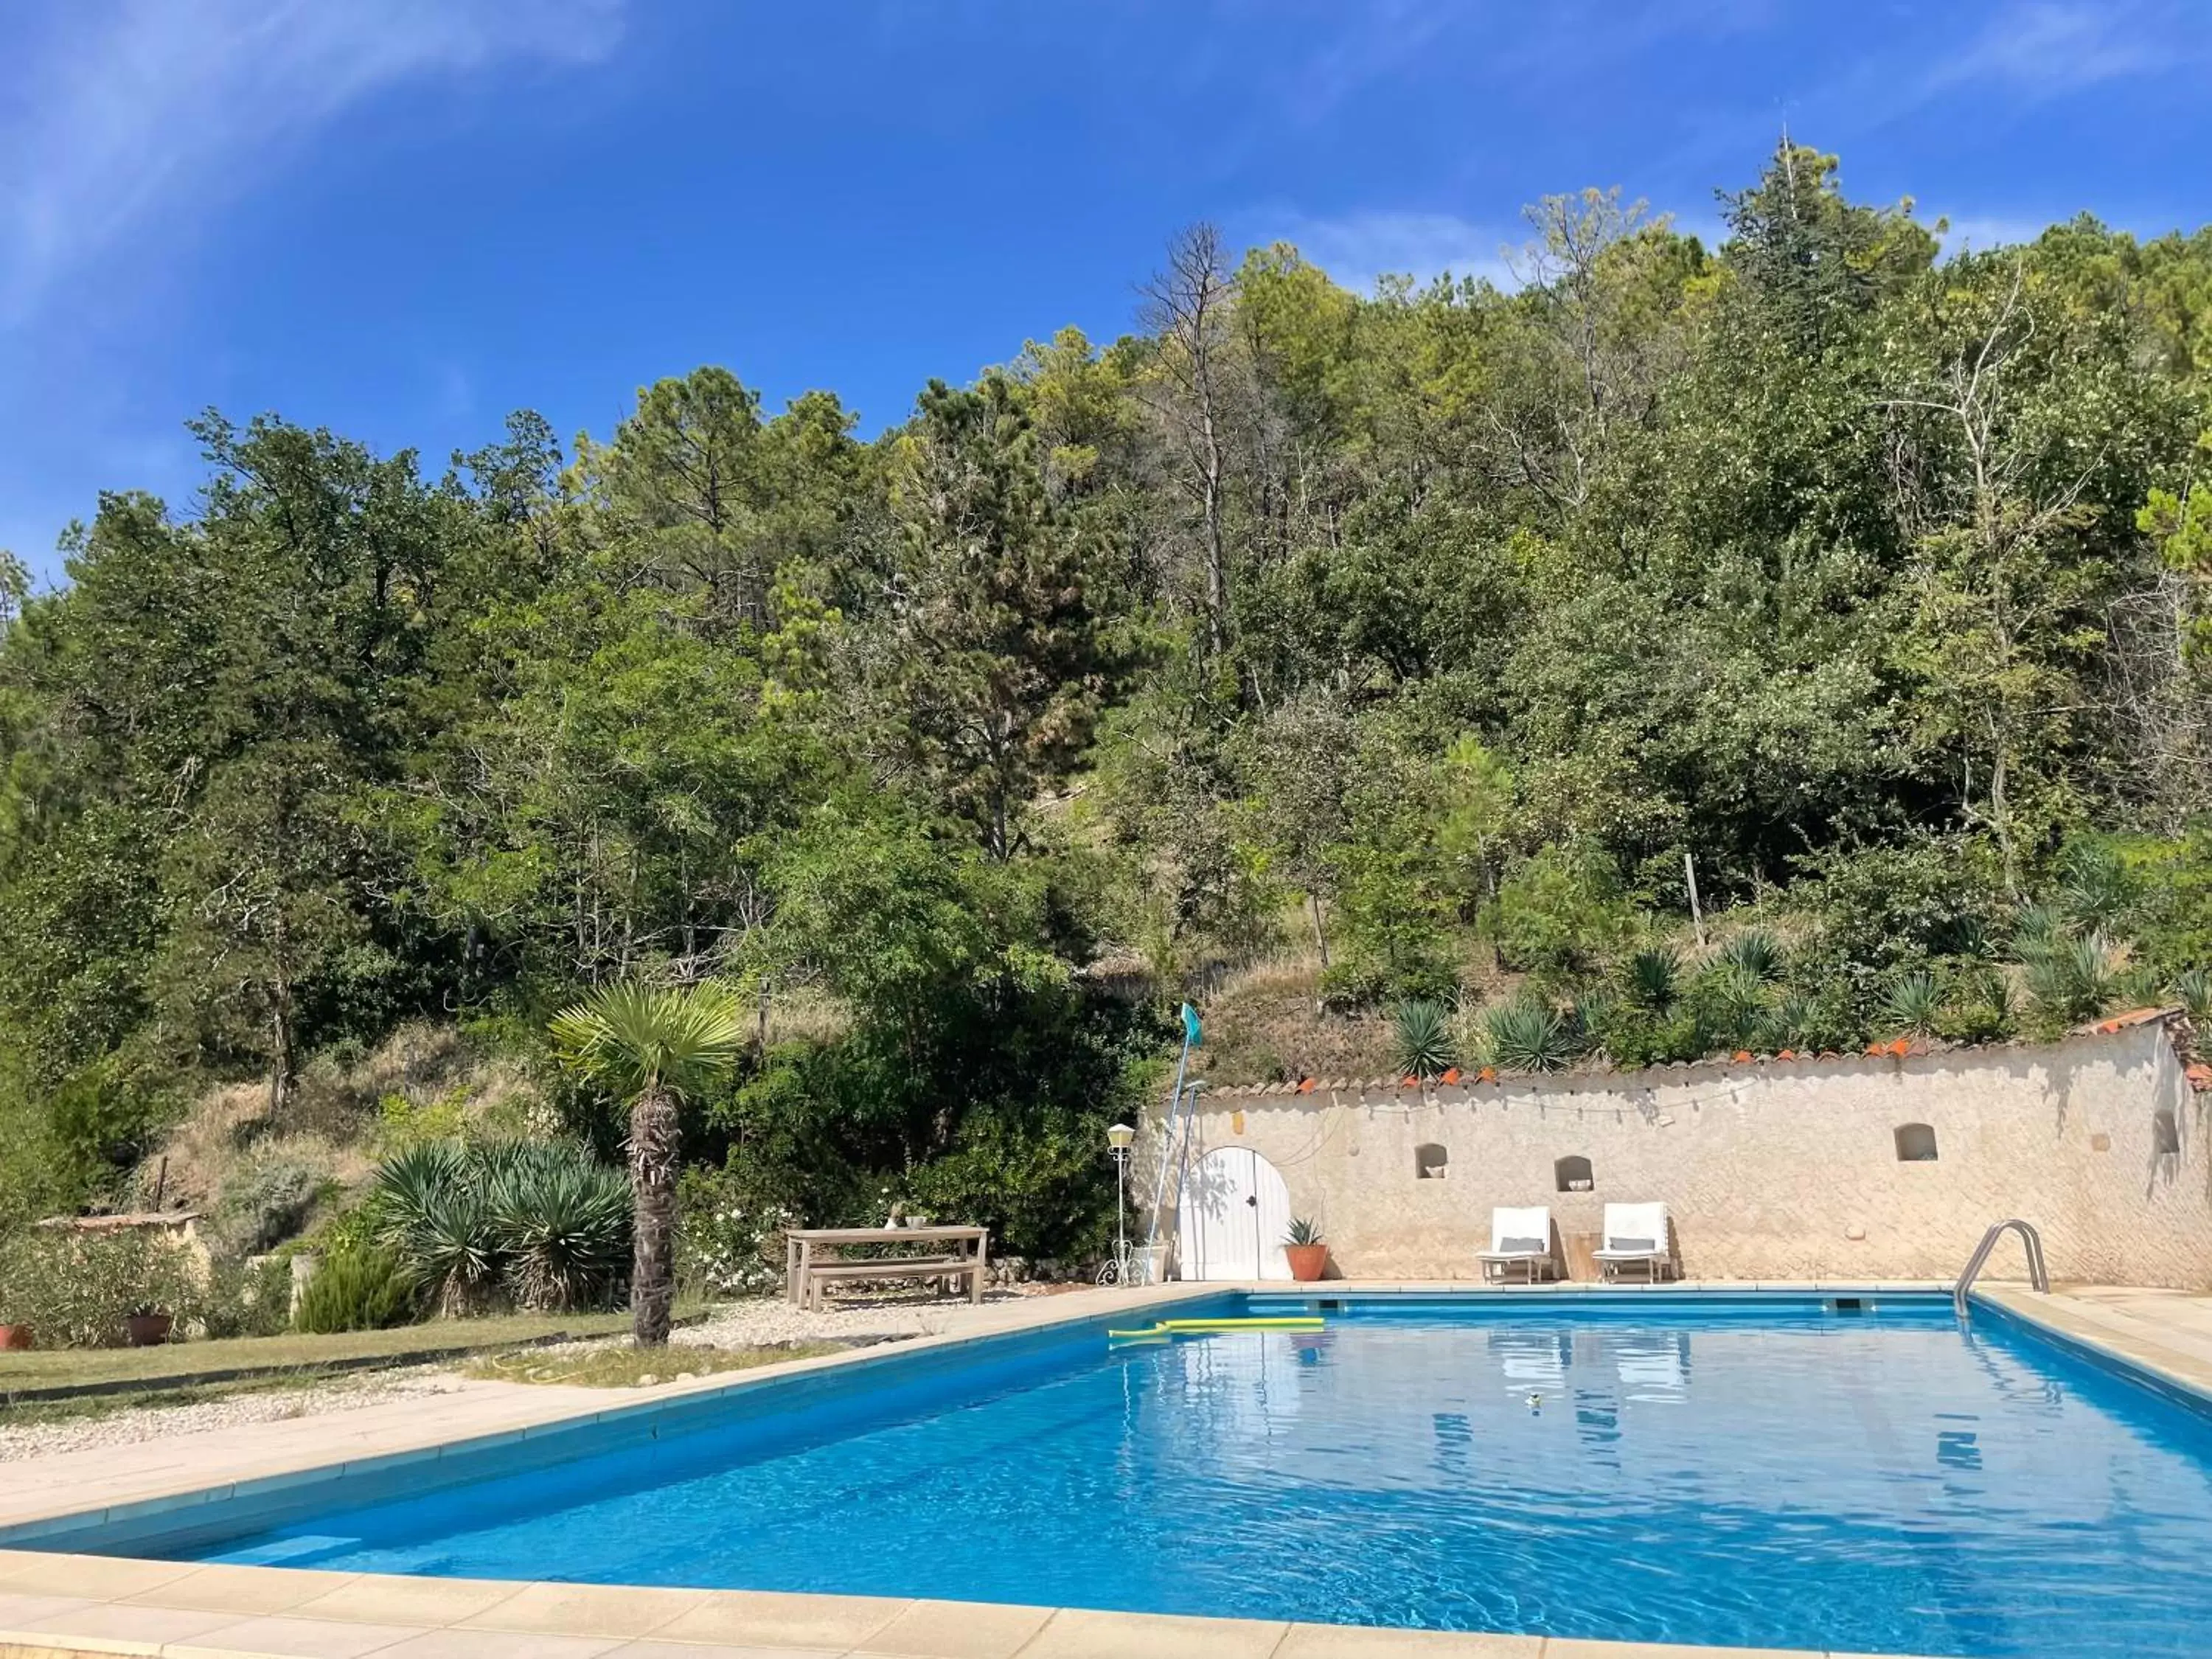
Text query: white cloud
1252 209 1517 295
1926 1 2183 97
0 0 626 323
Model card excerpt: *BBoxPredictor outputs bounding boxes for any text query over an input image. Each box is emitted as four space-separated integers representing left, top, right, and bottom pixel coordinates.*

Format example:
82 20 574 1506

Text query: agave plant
1880 970 1946 1038
551 979 749 1346
1391 999 1458 1079
1624 946 1682 1012
2023 932 2122 1026
1718 928 1784 984
1479 998 1573 1073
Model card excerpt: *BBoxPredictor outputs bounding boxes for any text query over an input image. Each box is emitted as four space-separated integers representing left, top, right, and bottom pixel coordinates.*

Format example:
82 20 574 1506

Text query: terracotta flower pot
1285 1244 1328 1282
125 1312 173 1347
0 1324 32 1352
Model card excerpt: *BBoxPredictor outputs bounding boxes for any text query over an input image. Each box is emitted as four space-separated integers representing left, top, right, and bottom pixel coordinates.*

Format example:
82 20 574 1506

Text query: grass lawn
0 1310 647 1395
462 1341 844 1388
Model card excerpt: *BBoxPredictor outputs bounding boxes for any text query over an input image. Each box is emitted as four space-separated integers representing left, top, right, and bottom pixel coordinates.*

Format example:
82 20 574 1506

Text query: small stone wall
1159 1020 2211 1288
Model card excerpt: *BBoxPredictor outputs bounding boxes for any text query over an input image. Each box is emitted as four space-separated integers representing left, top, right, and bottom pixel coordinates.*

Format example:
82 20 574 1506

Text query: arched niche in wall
1414 1143 1449 1180
1554 1154 1593 1192
1893 1123 1939 1163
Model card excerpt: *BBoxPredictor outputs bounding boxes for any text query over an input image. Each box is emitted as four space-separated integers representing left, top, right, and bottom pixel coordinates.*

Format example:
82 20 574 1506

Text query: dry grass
1195 948 1399 1085
462 1341 842 1388
128 1021 551 1237
759 984 854 1046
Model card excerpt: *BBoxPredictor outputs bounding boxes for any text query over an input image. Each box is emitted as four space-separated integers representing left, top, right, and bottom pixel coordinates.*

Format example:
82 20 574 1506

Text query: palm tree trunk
628 1084 680 1346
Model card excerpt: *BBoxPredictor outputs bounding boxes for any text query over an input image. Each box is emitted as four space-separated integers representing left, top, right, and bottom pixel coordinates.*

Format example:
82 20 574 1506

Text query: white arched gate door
1176 1147 1293 1281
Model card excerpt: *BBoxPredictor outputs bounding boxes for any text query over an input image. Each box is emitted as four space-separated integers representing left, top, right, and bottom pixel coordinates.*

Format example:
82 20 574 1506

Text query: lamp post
1107 1122 1135 1284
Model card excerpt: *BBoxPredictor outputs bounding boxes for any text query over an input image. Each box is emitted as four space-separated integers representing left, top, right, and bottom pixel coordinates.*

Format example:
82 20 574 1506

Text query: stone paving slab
0 1279 2133 1659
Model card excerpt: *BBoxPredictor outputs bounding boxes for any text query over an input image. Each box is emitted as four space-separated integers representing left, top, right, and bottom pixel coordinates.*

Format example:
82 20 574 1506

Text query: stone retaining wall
1158 1020 2212 1287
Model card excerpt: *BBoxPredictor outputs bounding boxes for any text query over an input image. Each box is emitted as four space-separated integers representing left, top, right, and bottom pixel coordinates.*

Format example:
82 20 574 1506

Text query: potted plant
0 1232 34 1349
1284 1217 1329 1282
124 1303 174 1346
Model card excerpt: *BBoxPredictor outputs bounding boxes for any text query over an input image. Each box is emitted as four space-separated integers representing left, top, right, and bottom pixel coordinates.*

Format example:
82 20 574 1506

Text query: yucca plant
394 1183 501 1317
488 1142 631 1311
1719 928 1784 984
1392 998 1458 1079
1880 970 1946 1038
372 1142 501 1316
2171 967 2212 1024
2055 841 2138 933
1624 946 1682 1012
1760 990 1819 1052
2023 932 2122 1026
551 979 749 1346
2010 901 2069 959
1697 959 1770 1050
1568 987 1621 1054
1479 998 1573 1073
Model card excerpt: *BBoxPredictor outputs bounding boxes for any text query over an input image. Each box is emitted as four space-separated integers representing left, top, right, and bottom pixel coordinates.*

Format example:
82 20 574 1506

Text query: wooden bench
785 1225 990 1310
799 1255 983 1311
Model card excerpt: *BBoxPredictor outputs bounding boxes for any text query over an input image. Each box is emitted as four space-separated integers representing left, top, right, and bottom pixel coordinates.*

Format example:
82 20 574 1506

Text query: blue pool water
103 1295 2212 1655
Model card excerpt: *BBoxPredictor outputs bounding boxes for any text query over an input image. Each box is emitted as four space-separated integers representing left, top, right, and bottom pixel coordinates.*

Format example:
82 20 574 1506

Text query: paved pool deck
1 1278 2205 1659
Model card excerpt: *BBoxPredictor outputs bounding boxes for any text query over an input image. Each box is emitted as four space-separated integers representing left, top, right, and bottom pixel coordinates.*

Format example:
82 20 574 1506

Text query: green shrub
376 1085 473 1153
0 1228 203 1347
1490 845 1632 982
1391 1000 1457 1079
904 1110 1116 1262
675 1164 800 1299
0 1231 36 1327
201 1253 295 1339
293 1244 417 1334
1790 837 2003 1015
209 1145 331 1256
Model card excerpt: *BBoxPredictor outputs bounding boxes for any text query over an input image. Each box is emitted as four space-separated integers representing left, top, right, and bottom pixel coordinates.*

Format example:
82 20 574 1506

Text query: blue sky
2 0 2208 581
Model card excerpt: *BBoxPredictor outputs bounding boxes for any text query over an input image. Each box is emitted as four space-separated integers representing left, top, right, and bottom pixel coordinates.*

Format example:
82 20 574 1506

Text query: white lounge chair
1478 1206 1558 1284
1593 1202 1677 1282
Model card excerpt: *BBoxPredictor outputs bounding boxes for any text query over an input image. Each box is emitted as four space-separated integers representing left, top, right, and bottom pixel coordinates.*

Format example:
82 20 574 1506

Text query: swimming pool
39 1291 2212 1657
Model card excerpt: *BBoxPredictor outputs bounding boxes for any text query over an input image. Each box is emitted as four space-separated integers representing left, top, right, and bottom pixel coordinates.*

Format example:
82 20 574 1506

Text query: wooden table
784 1225 991 1307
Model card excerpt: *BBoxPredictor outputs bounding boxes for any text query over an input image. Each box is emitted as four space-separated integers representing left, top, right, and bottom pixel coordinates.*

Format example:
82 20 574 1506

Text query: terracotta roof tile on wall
2079 1006 2178 1034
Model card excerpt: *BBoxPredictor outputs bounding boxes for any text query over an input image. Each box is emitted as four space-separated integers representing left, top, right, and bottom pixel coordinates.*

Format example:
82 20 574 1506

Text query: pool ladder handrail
1953 1219 2049 1318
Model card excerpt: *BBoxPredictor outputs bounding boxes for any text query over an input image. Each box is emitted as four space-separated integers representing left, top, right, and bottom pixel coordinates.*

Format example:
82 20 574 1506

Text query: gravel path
672 1286 1043 1348
0 1368 470 1461
0 1287 1072 1462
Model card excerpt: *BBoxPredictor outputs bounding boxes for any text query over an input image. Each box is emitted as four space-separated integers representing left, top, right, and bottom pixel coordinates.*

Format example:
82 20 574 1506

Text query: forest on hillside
0 143 2208 1264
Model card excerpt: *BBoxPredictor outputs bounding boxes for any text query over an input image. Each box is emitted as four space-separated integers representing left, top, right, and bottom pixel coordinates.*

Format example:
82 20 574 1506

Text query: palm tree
549 980 748 1346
